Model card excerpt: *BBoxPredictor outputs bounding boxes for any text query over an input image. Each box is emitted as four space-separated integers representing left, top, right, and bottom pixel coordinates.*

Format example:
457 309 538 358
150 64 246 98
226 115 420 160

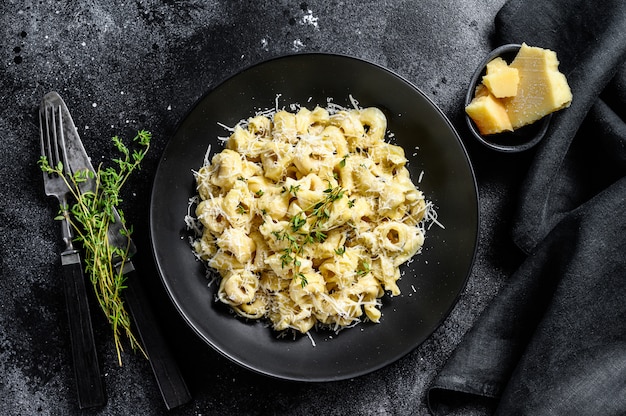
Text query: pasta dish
189 100 433 335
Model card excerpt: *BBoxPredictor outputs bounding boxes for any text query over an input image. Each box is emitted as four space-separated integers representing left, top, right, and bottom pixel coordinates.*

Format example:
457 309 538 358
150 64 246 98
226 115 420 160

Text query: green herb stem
39 130 151 366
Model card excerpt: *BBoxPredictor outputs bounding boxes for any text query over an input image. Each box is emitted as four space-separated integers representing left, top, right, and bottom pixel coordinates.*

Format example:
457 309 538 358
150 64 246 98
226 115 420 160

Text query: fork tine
56 106 71 176
47 106 57 168
51 106 61 169
39 109 45 159
40 106 52 165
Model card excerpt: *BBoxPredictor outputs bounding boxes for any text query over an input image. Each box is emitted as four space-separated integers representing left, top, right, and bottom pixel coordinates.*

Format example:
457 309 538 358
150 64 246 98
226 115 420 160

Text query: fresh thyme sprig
310 183 344 229
39 130 151 366
271 183 345 287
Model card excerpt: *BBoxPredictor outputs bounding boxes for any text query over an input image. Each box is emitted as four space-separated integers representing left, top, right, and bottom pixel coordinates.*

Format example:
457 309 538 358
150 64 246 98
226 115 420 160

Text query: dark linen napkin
428 0 626 414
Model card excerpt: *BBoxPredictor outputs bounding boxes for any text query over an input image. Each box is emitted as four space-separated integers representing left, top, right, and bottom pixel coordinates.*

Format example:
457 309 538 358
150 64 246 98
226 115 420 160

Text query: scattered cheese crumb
301 9 319 29
292 39 305 51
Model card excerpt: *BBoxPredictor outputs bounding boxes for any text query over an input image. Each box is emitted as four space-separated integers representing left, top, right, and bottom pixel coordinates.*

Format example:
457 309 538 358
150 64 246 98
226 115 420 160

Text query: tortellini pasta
191 102 431 335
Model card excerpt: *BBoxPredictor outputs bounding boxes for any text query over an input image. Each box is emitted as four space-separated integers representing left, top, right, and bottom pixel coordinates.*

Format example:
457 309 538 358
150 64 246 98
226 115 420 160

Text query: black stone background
0 1 530 415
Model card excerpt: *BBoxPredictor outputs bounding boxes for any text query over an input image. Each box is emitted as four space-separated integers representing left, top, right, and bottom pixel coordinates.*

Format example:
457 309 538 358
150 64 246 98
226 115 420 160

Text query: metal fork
39 101 106 409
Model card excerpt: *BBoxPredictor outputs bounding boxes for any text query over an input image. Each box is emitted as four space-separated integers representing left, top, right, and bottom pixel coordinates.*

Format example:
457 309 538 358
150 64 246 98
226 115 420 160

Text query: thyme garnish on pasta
271 183 346 288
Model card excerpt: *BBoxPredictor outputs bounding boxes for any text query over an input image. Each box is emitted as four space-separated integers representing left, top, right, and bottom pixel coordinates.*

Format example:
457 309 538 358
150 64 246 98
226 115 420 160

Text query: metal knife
44 91 192 410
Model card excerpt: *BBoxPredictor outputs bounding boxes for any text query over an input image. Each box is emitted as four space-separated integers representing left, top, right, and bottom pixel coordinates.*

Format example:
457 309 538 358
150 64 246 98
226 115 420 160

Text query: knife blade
45 91 191 410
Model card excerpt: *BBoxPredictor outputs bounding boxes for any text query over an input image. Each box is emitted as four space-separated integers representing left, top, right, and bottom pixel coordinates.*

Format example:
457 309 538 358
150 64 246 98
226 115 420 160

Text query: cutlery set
38 92 191 410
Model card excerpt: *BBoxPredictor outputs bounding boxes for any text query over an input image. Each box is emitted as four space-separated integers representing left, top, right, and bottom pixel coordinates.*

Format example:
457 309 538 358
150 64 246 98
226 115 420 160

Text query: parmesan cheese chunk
482 57 519 98
465 43 572 135
465 87 513 135
505 43 573 129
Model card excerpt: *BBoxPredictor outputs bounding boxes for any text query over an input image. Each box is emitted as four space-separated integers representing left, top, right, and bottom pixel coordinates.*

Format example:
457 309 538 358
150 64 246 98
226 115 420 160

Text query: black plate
150 53 478 382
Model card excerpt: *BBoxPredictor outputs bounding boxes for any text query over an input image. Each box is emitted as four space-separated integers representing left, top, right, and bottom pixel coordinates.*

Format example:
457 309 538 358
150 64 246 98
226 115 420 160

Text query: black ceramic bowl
464 43 551 152
151 53 478 381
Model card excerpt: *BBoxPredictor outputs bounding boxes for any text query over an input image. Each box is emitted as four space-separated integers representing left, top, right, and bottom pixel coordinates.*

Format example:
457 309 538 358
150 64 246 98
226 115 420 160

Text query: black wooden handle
61 260 106 409
124 270 191 410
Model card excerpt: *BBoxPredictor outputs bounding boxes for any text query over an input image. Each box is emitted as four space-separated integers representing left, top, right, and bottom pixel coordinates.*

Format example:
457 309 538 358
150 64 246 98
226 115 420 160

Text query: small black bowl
464 43 551 153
